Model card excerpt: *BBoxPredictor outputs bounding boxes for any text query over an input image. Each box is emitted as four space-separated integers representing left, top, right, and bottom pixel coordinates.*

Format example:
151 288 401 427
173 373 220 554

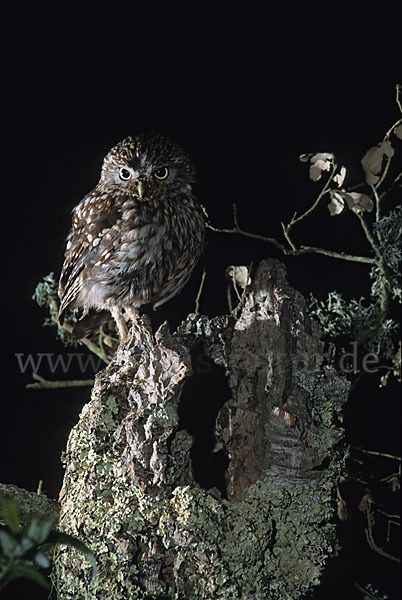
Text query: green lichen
297 368 350 460
154 473 337 600
54 323 348 599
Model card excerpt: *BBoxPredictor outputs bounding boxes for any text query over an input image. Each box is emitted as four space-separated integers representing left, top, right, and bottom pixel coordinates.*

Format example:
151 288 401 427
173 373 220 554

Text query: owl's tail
70 310 111 340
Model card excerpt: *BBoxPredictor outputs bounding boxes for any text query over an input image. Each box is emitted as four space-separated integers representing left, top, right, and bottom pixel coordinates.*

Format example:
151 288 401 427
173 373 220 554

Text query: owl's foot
110 305 129 345
110 305 141 345
125 306 140 324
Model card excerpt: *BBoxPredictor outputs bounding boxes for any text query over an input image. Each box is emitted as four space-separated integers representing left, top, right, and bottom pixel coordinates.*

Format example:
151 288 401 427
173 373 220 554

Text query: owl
58 134 205 343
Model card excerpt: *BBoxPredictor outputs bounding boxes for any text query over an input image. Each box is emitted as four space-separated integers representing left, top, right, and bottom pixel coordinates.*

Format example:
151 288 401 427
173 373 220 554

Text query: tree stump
55 259 350 599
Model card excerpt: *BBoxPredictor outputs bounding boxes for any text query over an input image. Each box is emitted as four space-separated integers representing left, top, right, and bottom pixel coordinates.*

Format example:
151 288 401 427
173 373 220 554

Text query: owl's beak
137 180 144 200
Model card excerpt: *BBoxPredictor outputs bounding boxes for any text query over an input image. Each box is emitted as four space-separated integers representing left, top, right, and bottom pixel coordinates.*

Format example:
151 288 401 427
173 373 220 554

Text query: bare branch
365 504 400 564
26 373 94 390
207 215 377 265
352 447 401 461
194 269 206 314
284 161 338 233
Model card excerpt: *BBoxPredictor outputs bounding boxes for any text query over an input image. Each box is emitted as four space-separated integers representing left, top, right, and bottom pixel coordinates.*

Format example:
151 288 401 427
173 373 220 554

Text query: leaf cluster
0 498 96 592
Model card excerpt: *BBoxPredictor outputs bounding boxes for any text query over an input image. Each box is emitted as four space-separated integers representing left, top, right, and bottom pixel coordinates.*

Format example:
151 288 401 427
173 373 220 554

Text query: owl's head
100 134 196 198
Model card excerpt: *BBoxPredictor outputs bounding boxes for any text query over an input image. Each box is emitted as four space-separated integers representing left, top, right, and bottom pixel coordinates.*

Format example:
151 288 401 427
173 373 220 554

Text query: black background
1 6 400 599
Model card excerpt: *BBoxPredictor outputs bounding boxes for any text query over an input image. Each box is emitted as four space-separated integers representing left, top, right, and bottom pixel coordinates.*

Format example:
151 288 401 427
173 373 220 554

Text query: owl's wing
58 237 93 321
58 190 121 320
58 191 149 321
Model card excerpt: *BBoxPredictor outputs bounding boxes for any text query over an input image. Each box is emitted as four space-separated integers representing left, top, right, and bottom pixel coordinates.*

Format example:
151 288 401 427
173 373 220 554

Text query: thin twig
377 509 400 520
383 117 402 141
352 447 401 461
194 269 206 314
395 83 402 114
379 169 402 200
207 214 377 265
365 504 400 563
381 85 402 141
353 581 381 599
370 184 382 228
355 213 381 257
282 162 338 250
290 163 338 227
232 203 240 228
26 373 94 390
375 154 392 189
383 84 402 138
226 284 233 313
206 221 288 253
281 221 296 251
297 246 377 264
386 520 400 544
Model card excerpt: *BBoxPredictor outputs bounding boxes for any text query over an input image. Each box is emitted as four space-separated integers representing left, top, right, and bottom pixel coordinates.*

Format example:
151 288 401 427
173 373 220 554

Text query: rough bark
54 259 350 599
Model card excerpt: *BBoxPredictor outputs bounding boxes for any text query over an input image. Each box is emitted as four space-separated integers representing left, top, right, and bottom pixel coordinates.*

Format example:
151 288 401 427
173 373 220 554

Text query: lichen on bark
54 259 350 599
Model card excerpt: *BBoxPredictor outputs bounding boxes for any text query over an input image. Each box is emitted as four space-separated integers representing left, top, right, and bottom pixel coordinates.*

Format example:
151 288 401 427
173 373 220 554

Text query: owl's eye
153 167 169 180
119 167 132 181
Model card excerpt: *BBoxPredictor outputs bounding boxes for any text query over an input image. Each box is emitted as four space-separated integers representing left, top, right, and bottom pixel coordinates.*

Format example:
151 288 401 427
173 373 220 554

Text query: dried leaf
299 153 313 163
311 152 334 163
344 192 374 214
394 124 402 140
361 141 395 185
328 192 345 216
333 165 346 187
226 266 251 289
309 165 323 181
308 153 334 181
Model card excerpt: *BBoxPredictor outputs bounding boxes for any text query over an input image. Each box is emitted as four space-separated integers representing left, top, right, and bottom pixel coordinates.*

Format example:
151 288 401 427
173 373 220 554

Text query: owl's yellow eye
119 167 132 181
153 167 169 180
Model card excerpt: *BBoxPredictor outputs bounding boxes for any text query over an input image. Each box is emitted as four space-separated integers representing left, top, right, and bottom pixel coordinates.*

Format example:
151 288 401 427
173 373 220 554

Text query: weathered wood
55 259 350 599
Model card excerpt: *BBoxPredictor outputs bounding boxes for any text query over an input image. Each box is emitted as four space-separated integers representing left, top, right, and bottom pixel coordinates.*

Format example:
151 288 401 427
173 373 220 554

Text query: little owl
58 134 205 343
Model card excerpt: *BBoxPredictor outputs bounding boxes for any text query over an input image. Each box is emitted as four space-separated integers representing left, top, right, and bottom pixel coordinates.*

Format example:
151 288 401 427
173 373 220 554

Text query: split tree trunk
55 259 350 599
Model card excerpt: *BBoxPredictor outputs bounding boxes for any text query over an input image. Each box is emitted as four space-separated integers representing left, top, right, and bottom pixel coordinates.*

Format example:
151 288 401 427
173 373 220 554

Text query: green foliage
0 498 96 592
33 271 116 364
372 205 402 302
308 291 398 362
307 203 401 366
33 272 73 345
